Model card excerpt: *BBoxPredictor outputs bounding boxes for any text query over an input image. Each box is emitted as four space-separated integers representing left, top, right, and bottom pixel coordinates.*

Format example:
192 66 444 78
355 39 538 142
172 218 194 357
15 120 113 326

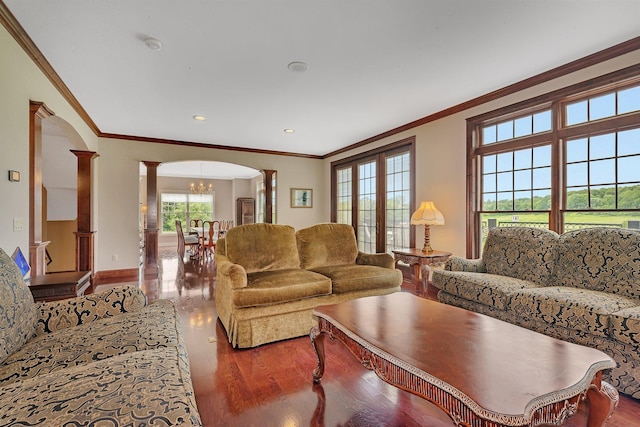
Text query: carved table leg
412 263 421 292
311 326 326 383
586 380 619 427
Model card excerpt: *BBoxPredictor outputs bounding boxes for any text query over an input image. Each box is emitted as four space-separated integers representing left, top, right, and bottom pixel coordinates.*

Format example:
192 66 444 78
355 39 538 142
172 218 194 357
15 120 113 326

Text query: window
469 68 640 256
332 138 415 254
161 193 214 232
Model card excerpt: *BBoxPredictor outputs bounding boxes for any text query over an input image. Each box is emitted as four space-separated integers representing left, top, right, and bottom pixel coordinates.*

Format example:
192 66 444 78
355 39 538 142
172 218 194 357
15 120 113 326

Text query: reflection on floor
95 248 640 427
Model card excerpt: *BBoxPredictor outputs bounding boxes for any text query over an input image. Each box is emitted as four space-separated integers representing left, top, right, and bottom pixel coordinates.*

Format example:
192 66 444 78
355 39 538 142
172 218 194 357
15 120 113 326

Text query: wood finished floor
96 249 640 426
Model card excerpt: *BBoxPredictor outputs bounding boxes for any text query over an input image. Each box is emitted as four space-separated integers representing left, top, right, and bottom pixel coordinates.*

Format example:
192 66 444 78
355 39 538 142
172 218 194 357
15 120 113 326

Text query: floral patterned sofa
432 226 640 398
0 247 202 425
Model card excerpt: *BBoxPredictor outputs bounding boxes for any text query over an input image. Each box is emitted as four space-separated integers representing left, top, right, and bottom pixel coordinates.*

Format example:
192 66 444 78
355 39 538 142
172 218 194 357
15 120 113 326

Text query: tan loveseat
432 226 640 398
215 223 402 348
0 248 202 425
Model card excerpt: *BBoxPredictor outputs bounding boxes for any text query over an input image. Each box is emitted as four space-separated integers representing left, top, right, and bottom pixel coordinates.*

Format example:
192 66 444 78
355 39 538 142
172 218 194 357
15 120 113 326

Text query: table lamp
410 201 445 253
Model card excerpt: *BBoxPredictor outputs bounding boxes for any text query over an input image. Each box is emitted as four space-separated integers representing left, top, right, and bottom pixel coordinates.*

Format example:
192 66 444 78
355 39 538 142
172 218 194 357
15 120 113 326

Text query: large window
469 67 640 256
332 138 415 254
161 193 214 233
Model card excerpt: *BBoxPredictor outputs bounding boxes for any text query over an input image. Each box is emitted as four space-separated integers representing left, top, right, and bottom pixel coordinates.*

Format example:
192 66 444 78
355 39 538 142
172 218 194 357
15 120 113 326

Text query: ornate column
29 101 54 276
71 150 98 274
143 161 161 278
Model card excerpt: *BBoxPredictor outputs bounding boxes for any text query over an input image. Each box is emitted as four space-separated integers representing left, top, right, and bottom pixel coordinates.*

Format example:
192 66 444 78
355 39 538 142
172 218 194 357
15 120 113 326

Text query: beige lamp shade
410 201 445 226
411 201 444 253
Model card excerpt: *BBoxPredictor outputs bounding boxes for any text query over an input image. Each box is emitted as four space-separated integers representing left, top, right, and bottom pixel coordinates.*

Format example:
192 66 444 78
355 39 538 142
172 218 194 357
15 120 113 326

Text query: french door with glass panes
332 138 415 254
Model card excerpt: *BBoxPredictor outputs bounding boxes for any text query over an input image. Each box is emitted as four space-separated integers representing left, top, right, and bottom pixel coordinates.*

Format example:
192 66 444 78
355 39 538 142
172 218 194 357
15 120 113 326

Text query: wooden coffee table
310 293 619 427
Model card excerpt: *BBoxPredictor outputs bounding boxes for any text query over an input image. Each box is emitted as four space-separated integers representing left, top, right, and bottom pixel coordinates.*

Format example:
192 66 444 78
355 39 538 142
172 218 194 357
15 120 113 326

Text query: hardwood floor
96 249 640 426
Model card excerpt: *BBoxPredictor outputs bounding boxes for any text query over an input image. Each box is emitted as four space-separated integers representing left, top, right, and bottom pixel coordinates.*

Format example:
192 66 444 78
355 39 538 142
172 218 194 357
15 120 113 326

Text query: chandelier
190 163 213 194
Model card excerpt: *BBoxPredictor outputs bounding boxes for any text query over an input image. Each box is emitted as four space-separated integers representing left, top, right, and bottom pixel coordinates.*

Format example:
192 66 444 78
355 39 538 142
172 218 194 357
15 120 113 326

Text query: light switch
13 218 24 232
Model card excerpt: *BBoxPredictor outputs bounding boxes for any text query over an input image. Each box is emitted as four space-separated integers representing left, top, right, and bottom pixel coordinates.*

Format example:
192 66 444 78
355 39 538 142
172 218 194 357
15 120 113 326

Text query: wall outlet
112 254 119 262
13 218 24 232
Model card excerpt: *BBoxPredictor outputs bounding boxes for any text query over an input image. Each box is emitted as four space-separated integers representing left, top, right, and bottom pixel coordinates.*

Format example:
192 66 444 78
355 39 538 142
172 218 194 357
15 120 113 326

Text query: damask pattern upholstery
481 227 559 285
432 226 640 398
609 306 640 347
554 228 640 299
510 286 638 339
0 300 178 387
435 270 543 311
0 348 201 426
34 284 148 334
0 247 37 365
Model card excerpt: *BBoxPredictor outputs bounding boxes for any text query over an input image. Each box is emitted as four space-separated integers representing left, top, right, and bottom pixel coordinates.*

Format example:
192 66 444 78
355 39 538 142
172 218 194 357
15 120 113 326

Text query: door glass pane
336 167 352 225
386 152 410 252
358 161 377 253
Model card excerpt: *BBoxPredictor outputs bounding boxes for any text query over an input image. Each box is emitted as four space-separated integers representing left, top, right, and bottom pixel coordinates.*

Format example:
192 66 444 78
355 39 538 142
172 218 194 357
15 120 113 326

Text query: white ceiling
5 1 640 157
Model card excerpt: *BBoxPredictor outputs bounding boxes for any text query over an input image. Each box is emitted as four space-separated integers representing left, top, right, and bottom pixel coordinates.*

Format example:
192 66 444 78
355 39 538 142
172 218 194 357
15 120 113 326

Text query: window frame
467 65 640 257
331 137 416 253
160 192 215 234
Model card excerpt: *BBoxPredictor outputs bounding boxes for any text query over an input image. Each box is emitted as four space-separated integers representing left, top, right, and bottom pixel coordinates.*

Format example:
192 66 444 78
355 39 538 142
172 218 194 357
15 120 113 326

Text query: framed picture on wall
291 188 313 208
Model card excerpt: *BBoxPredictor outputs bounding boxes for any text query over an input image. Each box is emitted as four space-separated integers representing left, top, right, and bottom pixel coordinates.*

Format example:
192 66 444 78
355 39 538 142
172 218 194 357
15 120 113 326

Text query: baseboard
93 268 139 285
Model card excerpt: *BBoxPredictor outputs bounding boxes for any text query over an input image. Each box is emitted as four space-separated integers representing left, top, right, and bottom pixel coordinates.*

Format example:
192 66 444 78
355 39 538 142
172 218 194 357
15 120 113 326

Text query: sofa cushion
35 285 147 335
0 347 201 426
310 264 402 294
434 270 543 311
482 227 559 285
296 223 359 269
510 287 639 339
554 227 640 299
225 224 300 273
0 300 179 387
234 269 331 308
610 306 640 348
0 248 37 365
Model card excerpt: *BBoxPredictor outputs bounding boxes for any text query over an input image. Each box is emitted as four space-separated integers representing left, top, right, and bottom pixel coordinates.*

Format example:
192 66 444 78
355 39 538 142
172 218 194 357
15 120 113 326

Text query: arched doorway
29 101 95 276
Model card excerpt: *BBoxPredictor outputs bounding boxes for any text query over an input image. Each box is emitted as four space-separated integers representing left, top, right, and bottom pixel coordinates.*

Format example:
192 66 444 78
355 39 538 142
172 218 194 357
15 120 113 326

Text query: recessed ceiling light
287 62 308 73
193 115 207 121
284 128 295 133
144 37 163 51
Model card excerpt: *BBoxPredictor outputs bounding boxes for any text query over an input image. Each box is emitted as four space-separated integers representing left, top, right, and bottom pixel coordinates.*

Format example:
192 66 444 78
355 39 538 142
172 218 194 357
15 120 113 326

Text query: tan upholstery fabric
234 269 331 308
310 264 401 294
216 222 402 348
225 224 300 273
296 223 359 269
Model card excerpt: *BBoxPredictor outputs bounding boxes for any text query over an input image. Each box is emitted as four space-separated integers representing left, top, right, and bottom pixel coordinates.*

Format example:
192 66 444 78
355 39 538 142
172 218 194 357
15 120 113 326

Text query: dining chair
176 220 200 259
189 219 202 236
201 220 220 260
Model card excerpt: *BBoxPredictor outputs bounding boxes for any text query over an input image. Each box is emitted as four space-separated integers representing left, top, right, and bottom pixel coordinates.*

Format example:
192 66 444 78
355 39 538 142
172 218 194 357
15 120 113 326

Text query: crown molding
99 132 323 159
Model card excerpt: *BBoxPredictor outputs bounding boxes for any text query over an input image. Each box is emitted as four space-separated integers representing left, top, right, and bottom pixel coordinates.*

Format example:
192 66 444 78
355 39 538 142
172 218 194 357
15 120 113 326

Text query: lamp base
422 224 433 253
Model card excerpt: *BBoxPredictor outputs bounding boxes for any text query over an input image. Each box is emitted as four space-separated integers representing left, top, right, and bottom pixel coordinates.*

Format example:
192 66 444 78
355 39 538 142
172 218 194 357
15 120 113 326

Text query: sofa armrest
356 251 395 269
34 285 147 336
445 257 487 273
216 255 248 290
